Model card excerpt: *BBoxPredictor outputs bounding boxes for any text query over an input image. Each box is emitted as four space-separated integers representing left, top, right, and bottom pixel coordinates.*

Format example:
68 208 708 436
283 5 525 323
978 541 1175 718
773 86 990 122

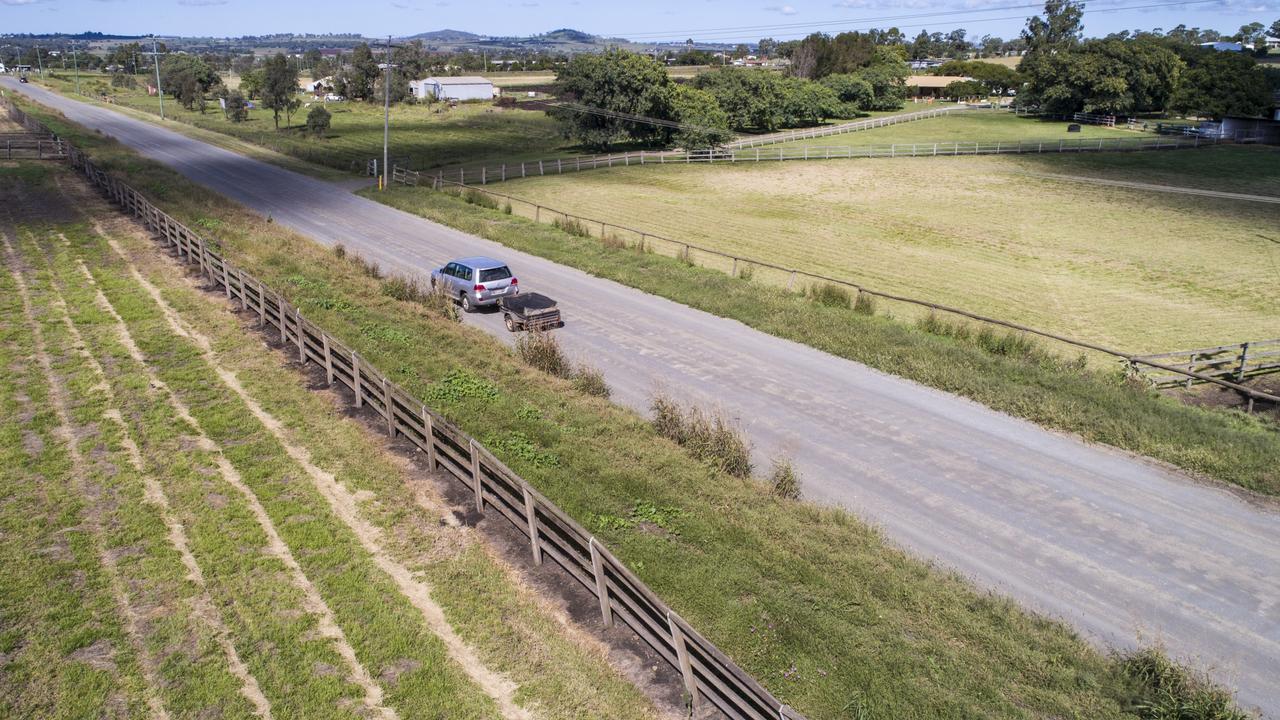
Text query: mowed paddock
0 164 658 720
494 144 1280 356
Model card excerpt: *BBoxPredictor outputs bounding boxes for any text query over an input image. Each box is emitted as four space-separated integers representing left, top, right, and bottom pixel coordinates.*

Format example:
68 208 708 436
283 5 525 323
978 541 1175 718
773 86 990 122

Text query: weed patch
650 394 753 478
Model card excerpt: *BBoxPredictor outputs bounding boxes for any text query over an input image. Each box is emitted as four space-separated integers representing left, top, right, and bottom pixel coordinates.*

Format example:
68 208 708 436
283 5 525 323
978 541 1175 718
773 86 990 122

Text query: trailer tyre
504 314 519 332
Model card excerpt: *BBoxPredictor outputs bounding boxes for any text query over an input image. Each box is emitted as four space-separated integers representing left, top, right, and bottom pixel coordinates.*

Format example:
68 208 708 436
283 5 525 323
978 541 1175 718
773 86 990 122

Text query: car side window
443 262 457 278
456 265 472 281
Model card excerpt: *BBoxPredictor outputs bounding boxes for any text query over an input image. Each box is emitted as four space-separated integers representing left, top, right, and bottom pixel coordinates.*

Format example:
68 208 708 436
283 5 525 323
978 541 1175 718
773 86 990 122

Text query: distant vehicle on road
19 74 29 84
430 256 518 312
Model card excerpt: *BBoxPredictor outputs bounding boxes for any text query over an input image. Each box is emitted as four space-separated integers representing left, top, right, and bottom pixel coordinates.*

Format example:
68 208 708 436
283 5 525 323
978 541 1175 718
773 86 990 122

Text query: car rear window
479 266 512 283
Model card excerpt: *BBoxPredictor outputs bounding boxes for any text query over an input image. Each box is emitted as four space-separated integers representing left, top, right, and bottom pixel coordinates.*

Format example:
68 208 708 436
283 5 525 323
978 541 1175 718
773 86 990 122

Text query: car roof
453 256 508 269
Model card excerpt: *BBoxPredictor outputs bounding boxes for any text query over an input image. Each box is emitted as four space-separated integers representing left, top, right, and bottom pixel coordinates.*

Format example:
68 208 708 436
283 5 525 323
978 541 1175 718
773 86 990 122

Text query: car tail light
510 277 518 286
474 284 485 292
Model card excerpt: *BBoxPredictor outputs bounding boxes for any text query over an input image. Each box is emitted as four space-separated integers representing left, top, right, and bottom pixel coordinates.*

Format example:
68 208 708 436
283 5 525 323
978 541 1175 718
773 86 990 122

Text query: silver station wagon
430 256 518 312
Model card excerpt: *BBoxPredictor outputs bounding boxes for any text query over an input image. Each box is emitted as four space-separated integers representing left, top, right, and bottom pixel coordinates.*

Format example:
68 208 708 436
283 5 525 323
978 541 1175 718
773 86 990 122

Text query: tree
1270 19 1280 40
778 78 840 126
1019 39 1182 115
239 69 265 100
338 42 380 102
1170 49 1273 119
1234 22 1266 48
553 49 673 149
945 79 989 100
664 84 732 149
261 53 301 130
853 49 910 110
160 54 221 112
305 104 331 136
820 73 874 116
758 37 778 58
937 60 1023 95
224 90 249 122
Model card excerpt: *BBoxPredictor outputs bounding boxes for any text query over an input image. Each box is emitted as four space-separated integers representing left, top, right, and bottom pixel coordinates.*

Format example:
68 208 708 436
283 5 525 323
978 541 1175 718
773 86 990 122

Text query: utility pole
145 38 167 120
72 43 81 95
35 44 45 78
382 35 393 191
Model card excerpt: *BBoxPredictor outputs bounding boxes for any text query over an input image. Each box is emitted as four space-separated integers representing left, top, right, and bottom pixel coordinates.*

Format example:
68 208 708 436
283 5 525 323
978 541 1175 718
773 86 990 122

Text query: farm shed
409 76 496 101
907 75 972 98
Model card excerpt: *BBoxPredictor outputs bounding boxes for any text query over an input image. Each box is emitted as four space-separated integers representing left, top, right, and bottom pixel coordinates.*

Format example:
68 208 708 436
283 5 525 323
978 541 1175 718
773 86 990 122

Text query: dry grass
496 149 1280 355
650 393 753 478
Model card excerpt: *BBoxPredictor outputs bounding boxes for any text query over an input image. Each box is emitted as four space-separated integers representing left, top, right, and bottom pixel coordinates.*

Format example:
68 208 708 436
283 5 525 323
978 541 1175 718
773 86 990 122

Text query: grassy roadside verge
10 99 1257 718
370 184 1280 495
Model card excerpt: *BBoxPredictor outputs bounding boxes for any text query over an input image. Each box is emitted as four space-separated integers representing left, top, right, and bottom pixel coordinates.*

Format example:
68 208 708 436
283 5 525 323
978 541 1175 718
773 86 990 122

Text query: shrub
502 202 513 214
348 252 382 279
853 291 876 316
649 393 753 478
553 216 591 237
602 233 626 250
572 365 610 398
305 105 332 136
333 243 346 259
462 188 499 209
516 331 571 378
737 263 754 281
768 459 802 500
1115 649 1249 720
808 282 852 308
380 274 427 303
424 282 461 323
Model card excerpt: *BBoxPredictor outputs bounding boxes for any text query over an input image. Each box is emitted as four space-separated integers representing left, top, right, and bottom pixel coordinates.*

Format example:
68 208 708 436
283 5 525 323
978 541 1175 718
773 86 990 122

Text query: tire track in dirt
52 237 399 720
34 232 276 720
87 224 536 720
1 229 172 720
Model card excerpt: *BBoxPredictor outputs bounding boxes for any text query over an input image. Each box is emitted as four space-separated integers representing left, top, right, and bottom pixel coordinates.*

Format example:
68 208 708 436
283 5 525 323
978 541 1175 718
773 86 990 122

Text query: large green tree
664 84 732 149
337 42 380 102
1170 49 1273 119
260 53 301 129
553 48 672 149
160 54 221 112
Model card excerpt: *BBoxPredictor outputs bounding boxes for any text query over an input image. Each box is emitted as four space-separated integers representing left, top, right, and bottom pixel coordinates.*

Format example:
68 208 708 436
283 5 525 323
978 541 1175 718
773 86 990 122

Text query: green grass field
13 98 1257 720
37 71 573 172
489 143 1280 356
0 163 656 719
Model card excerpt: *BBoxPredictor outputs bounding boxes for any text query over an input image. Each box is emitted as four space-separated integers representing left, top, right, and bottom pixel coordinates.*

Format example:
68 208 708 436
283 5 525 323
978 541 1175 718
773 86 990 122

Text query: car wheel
460 293 475 313
504 314 517 332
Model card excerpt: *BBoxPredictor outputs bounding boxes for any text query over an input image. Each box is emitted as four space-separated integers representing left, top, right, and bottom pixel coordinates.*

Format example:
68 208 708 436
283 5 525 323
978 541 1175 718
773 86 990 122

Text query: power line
607 0 1218 41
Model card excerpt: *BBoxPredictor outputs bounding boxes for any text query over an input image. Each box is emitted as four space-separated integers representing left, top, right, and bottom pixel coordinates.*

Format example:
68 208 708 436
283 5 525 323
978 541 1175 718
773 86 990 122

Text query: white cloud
1 0 47 6
764 3 798 14
178 0 228 5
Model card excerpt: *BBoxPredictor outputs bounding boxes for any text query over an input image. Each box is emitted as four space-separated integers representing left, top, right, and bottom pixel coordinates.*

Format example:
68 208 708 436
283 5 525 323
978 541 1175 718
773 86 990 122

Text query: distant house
1199 41 1247 52
1266 36 1280 49
307 76 333 96
907 75 972 98
409 76 495 101
908 58 946 70
1196 116 1280 142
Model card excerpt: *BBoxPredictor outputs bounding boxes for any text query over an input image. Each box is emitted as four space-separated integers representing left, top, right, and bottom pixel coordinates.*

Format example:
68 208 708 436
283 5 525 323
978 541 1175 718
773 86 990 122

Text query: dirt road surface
9 79 1278 716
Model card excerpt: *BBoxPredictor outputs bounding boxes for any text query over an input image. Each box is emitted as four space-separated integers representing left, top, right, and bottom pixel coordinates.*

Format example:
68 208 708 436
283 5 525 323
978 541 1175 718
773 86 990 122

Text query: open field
34 71 572 172
783 110 1139 147
490 146 1280 356
0 163 659 719
12 100 1263 718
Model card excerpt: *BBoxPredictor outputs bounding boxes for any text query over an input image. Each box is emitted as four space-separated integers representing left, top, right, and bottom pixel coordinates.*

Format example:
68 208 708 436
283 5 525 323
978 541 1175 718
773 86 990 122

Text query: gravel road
9 79 1278 716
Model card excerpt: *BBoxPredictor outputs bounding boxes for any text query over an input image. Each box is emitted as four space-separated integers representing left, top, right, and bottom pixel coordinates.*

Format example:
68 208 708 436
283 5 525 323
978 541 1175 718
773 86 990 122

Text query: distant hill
538 28 595 43
406 29 484 42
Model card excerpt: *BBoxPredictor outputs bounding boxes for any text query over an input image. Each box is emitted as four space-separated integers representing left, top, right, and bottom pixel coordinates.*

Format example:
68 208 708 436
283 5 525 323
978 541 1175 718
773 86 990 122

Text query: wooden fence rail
1131 339 1280 388
5 92 804 720
388 163 1280 412
421 133 1226 187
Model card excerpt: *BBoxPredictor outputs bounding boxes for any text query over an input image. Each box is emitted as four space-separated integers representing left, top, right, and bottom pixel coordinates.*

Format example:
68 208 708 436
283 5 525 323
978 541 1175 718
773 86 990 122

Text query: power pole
35 44 45 78
382 35 392 191
72 43 81 95
145 38 167 119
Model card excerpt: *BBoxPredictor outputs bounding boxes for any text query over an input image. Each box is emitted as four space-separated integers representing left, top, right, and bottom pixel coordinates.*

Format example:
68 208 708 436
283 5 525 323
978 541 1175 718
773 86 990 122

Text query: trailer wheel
504 314 518 332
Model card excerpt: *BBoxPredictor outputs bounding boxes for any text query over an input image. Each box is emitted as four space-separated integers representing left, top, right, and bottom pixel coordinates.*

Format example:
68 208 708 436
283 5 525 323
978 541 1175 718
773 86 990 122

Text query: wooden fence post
1237 342 1251 382
422 405 437 470
589 538 613 626
256 282 266 327
469 439 484 513
323 334 333 385
296 310 305 363
353 352 363 408
668 613 698 703
277 296 287 343
522 487 542 565
382 377 394 436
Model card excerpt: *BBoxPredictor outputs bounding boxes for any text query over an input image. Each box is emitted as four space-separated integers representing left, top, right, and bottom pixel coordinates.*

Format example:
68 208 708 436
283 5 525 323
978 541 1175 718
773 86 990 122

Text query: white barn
409 76 495 102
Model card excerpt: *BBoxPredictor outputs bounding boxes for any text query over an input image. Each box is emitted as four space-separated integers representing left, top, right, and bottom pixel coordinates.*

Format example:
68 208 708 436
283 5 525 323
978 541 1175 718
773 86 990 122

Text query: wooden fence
389 163 1280 413
726 105 971 148
1 133 66 159
1131 339 1280 388
7 93 804 720
420 133 1226 187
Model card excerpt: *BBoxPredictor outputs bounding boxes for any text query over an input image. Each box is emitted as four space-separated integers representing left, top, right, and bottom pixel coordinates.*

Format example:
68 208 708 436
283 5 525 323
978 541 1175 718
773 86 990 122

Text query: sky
2 0 1277 43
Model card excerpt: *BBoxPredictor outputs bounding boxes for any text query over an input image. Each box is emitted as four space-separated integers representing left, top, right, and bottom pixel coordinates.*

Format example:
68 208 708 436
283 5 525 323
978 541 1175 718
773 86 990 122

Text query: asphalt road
9 79 1279 716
